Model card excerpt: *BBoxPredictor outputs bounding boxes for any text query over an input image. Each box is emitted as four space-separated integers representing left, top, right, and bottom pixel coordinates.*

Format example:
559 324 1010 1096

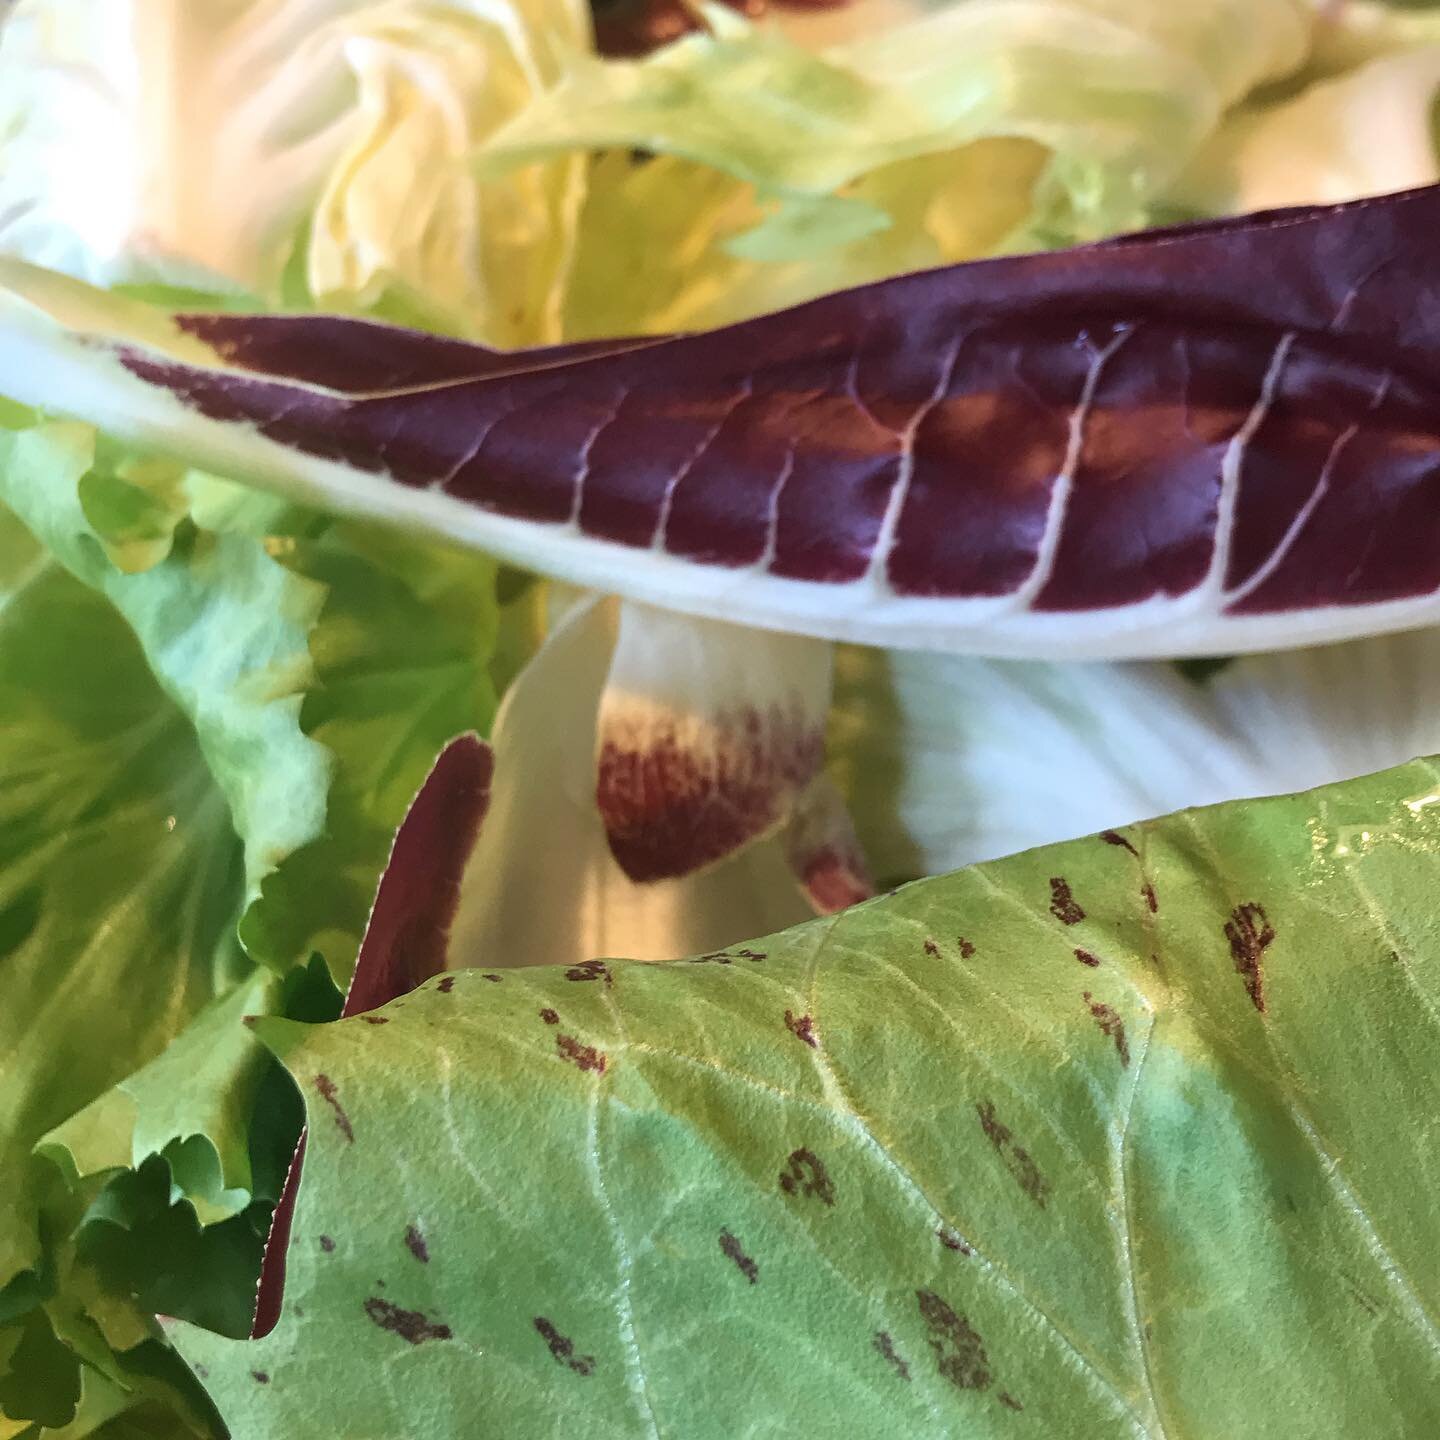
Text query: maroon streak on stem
596 705 824 882
251 736 493 1340
98 186 1440 653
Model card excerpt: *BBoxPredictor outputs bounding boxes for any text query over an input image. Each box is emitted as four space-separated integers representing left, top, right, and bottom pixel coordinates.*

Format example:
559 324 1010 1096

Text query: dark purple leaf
8 186 1440 656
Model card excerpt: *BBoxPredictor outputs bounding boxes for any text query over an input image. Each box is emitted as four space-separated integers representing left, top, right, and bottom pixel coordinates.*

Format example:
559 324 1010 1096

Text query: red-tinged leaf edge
251 734 493 1338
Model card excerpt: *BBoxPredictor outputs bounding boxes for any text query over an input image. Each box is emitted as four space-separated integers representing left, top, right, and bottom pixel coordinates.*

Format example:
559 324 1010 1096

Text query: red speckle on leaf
1226 903 1274 1013
251 1371 269 1384
999 1391 1024 1411
695 948 768 963
313 1074 353 1143
319 1234 335 1253
873 1331 910 1381
937 1228 972 1255
779 1148 835 1206
534 1316 595 1376
556 1034 607 1073
1049 877 1085 925
1083 992 1130 1067
924 938 940 957
784 1010 818 1047
916 1290 991 1391
1074 948 1101 968
404 1225 429 1263
363 1298 451 1345
540 1007 560 1025
363 1015 388 1025
718 1228 758 1284
481 973 502 983
437 976 456 993
1101 829 1138 856
958 937 976 959
976 1101 1049 1207
564 959 612 986
1142 882 1158 914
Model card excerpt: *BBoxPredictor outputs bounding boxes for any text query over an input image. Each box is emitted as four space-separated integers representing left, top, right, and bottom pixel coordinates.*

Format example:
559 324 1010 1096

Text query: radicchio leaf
6 185 1440 658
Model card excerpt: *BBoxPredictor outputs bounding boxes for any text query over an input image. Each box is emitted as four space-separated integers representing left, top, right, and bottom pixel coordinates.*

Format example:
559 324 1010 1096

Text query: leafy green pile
1 0 1440 1435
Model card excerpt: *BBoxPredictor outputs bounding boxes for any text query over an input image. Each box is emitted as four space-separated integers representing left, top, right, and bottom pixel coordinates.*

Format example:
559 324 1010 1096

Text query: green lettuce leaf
496 0 1311 333
175 756 1440 1437
0 0 592 345
0 496 248 1433
238 513 503 985
0 419 331 929
0 422 496 1429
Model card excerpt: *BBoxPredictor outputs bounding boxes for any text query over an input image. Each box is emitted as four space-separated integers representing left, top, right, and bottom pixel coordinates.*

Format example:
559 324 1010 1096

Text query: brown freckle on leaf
1049 877 1084 925
1083 992 1130 1067
363 1015 388 1025
404 1225 429 1263
1074 948 1101 968
1225 902 1274 1013
718 1228 758 1284
564 959 612 986
319 1234 335 1253
540 1007 559 1025
937 1228 972 1255
784 1009 818 1047
999 1391 1024 1411
556 1033 607 1073
436 976 455 993
1101 829 1138 856
916 1290 991 1391
1142 882 1158 914
976 1101 1049 1208
364 1297 452 1345
251 1371 269 1385
534 1316 595 1376
924 937 940 957
873 1331 910 1381
778 1147 835 1206
313 1073 353 1143
958 937 975 959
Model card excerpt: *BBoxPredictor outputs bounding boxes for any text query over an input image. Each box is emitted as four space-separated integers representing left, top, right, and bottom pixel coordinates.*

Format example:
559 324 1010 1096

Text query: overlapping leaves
180 758 1440 1438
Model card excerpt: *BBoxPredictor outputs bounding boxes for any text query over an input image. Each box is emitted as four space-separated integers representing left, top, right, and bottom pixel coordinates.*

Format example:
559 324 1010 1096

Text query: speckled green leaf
176 758 1440 1438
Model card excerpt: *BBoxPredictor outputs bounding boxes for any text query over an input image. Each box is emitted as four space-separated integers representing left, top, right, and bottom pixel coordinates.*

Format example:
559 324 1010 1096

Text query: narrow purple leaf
251 735 492 1338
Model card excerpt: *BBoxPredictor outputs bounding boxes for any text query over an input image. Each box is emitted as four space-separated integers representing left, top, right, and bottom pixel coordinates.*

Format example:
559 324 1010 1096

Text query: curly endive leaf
175 756 1440 1437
